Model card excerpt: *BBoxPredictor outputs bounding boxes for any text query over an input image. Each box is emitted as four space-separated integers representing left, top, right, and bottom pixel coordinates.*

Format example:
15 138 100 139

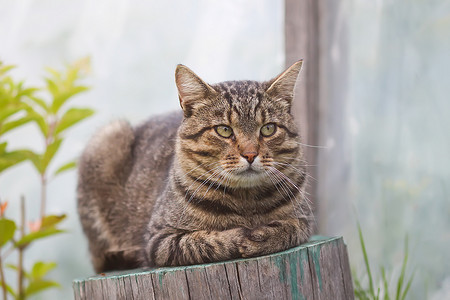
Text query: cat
77 60 313 273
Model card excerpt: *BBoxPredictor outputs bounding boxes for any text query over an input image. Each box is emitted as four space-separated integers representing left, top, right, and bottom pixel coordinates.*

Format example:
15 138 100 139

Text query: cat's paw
237 222 283 258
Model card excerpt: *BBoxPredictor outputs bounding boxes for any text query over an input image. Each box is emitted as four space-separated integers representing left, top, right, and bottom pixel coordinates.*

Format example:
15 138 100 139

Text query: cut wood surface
73 236 354 300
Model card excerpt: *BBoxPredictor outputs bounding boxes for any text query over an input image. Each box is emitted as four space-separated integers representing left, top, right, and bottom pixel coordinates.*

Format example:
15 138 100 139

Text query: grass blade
381 266 390 300
401 272 415 300
357 221 375 297
395 236 409 300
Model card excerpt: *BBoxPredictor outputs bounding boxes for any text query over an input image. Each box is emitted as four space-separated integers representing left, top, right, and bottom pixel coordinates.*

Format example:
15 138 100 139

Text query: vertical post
286 0 350 233
285 0 321 226
316 1 350 234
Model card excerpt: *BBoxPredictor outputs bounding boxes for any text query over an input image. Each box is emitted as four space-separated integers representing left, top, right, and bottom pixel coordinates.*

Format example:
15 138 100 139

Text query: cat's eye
260 123 276 137
215 125 233 138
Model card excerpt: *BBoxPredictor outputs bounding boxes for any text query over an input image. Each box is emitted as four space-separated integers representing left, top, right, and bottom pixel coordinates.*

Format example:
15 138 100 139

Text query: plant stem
17 196 25 300
0 254 7 300
40 174 47 220
39 117 55 221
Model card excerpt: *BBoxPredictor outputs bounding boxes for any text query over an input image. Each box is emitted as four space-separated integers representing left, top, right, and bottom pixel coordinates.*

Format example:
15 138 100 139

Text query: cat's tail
77 120 135 272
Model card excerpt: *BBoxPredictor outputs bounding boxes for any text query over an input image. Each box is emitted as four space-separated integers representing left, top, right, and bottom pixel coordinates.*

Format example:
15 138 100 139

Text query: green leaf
27 110 49 137
0 142 6 154
0 64 15 76
16 87 38 100
50 86 89 114
25 280 60 297
66 66 79 86
28 95 49 112
0 149 34 173
27 138 64 175
5 263 18 271
5 283 17 298
45 78 59 99
41 138 63 173
15 227 65 247
31 261 57 280
0 115 35 135
41 214 66 229
54 160 76 176
55 107 94 135
45 67 61 80
28 152 44 174
5 263 32 279
0 102 27 122
0 218 16 247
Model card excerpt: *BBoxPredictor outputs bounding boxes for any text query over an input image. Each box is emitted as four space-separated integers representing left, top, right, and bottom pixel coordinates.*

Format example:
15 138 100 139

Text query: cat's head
175 61 304 189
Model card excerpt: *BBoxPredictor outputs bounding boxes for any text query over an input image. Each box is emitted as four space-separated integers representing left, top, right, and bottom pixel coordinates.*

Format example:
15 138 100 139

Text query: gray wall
317 1 450 299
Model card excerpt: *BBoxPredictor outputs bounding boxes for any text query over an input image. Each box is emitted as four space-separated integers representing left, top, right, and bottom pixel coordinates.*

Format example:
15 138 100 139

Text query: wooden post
73 236 354 299
285 0 321 223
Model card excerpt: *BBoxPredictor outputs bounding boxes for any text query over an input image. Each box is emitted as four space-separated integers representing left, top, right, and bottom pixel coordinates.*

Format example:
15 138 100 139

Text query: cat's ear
266 60 303 109
175 65 217 116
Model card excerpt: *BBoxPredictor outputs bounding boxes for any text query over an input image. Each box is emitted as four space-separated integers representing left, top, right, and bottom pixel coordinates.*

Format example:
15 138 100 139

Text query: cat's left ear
175 65 217 117
266 60 303 109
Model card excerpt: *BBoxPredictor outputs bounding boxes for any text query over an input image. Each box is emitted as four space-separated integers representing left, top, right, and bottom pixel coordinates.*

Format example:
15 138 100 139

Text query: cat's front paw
237 221 284 258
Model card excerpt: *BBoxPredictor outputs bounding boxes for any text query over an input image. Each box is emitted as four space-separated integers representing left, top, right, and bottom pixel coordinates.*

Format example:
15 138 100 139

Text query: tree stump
73 236 354 299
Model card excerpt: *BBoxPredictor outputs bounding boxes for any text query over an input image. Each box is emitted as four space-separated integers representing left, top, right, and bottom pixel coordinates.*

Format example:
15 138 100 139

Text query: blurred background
0 0 449 299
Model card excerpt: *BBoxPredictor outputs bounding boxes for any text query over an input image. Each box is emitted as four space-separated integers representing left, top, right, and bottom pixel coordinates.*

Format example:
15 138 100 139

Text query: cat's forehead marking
214 80 265 132
215 80 262 98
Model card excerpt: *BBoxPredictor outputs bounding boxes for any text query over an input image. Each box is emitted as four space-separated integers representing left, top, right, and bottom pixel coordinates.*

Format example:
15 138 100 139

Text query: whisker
267 168 304 219
271 161 317 183
264 170 286 200
186 166 223 203
214 170 229 192
198 169 226 202
278 156 317 167
268 168 292 200
269 167 315 222
272 161 318 183
292 141 328 149
184 161 219 177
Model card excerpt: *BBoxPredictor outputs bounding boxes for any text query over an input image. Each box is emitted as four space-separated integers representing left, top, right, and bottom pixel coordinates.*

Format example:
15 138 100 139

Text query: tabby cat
77 60 312 273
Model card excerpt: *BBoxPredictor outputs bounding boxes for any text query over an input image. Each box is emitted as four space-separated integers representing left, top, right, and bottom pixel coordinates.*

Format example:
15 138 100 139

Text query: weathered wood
73 236 354 300
285 0 321 221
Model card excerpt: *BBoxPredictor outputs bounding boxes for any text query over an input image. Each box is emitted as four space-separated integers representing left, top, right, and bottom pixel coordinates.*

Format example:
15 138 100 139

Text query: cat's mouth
228 168 267 188
235 164 263 175
239 169 259 176
233 166 267 182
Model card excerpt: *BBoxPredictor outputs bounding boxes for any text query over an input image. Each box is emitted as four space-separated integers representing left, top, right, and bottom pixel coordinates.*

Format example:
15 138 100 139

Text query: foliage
353 222 415 300
0 58 93 299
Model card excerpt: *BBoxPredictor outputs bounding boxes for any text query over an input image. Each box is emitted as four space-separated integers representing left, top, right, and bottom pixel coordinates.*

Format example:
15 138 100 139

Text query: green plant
353 222 415 300
0 59 94 299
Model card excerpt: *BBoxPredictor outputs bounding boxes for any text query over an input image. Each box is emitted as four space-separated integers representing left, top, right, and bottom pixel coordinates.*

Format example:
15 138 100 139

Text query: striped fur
77 61 313 272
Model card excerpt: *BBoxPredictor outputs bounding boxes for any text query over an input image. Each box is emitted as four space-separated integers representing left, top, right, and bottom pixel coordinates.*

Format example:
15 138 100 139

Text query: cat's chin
228 170 269 188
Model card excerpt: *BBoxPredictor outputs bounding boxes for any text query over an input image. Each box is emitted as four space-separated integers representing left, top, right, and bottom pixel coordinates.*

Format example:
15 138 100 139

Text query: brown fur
77 61 313 272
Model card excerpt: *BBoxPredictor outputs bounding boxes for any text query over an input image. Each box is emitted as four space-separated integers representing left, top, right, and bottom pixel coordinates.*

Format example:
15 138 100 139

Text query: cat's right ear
265 60 303 111
175 65 217 117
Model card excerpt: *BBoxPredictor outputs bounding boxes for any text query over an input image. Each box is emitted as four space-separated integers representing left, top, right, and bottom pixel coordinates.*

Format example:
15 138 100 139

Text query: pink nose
241 151 258 164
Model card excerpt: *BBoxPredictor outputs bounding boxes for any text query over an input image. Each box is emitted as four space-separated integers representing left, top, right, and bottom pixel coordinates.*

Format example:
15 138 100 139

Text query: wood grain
285 0 321 222
73 236 354 300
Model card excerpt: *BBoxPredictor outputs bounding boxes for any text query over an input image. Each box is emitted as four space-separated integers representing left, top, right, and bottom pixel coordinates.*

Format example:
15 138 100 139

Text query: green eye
215 125 233 138
260 123 276 137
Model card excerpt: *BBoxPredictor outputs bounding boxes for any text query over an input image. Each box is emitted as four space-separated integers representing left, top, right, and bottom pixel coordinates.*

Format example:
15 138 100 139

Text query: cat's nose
241 151 258 164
